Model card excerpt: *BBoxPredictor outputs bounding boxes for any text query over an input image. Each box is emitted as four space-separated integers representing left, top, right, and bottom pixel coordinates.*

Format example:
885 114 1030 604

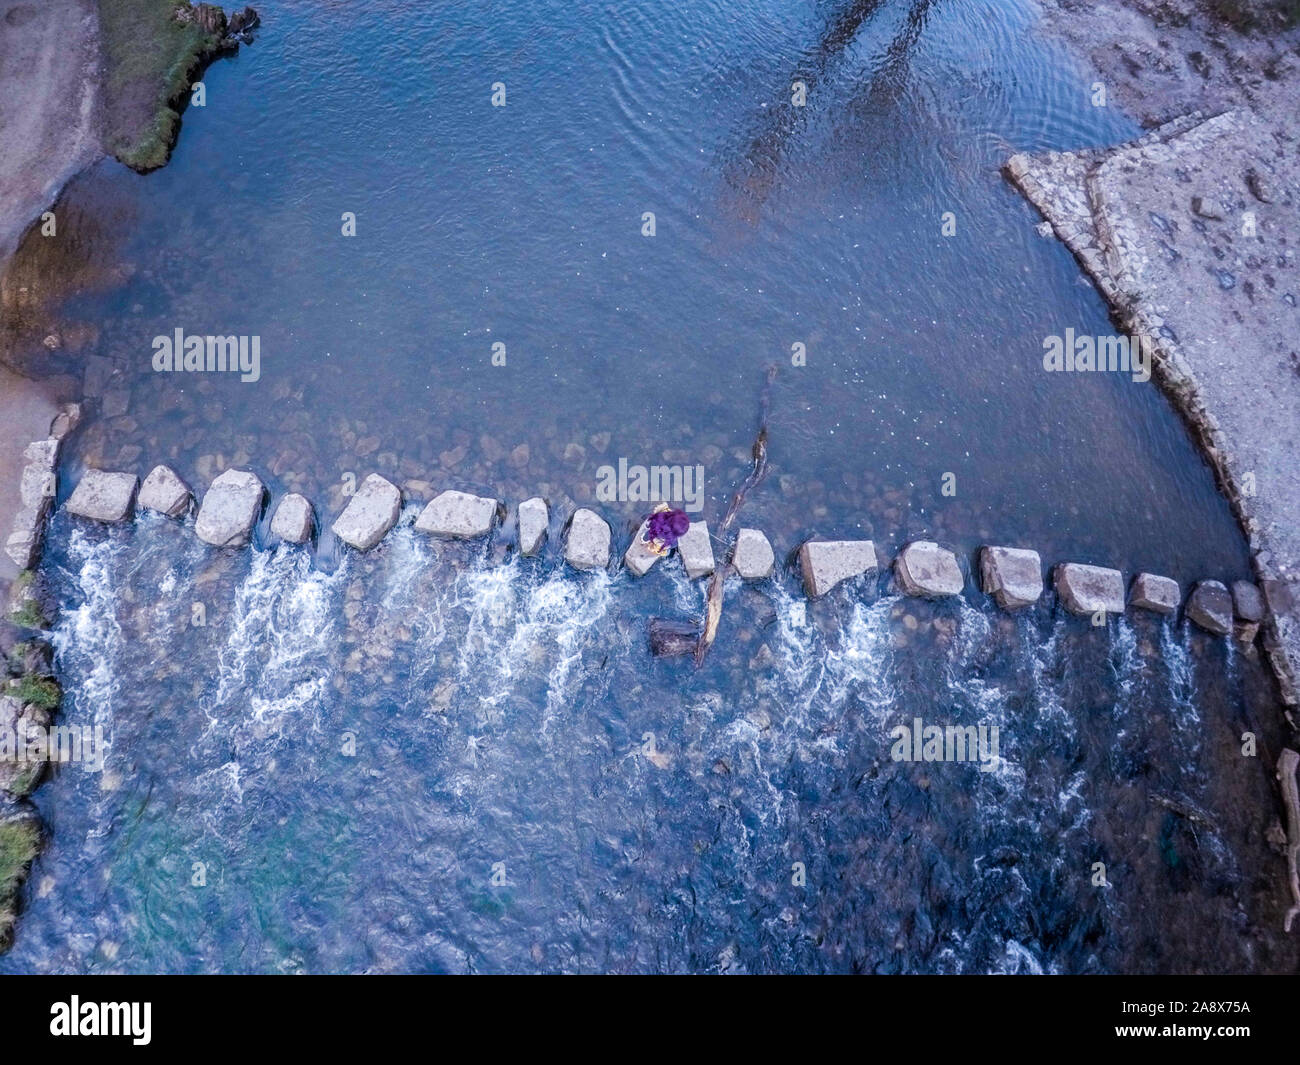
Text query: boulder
979 546 1042 609
731 527 774 580
517 497 548 556
1186 580 1233 635
895 541 963 598
798 539 877 598
195 469 264 547
65 470 138 524
678 521 714 580
137 465 192 518
270 493 315 544
1055 563 1124 617
565 509 610 570
414 489 498 539
1129 572 1179 614
1231 580 1264 623
624 521 662 577
331 474 401 551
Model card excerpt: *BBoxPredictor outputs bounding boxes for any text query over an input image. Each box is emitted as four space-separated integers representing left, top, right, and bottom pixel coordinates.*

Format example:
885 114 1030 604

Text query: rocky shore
1017 0 1300 711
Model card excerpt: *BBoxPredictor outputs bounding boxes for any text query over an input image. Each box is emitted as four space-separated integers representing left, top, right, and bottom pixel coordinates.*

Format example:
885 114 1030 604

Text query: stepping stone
565 508 610 570
5 439 59 568
1186 580 1233 635
1231 580 1264 623
270 493 315 544
414 489 498 539
731 527 774 580
517 497 548 556
798 539 877 598
895 540 963 598
1055 563 1124 617
137 465 191 519
979 546 1042 609
66 470 139 524
195 469 264 548
624 520 663 577
678 521 714 580
332 474 401 551
1129 572 1179 614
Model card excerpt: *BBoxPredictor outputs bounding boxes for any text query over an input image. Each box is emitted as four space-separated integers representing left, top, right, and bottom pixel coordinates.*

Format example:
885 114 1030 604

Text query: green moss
7 600 47 631
0 817 41 950
7 675 61 712
99 1 224 172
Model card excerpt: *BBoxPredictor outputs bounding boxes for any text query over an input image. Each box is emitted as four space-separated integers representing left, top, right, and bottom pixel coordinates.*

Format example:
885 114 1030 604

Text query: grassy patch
99 1 225 171
7 600 47 632
7 675 61 712
0 817 41 949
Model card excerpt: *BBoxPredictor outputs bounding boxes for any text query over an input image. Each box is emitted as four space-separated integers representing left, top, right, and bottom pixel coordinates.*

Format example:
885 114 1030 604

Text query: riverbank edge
99 2 258 173
1005 113 1300 716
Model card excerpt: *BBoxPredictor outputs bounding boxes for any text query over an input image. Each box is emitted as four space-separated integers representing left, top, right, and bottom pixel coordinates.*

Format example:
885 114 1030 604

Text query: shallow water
4 0 1294 973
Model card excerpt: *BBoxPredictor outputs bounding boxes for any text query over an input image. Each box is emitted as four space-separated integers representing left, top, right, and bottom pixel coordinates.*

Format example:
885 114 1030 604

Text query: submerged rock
195 469 265 547
137 465 192 519
565 508 610 570
65 470 138 524
332 474 401 551
731 527 774 580
1129 572 1180 614
414 490 499 540
270 493 315 544
516 497 548 556
895 541 963 598
979 546 1042 609
1055 563 1125 617
678 521 714 580
798 539 877 598
649 617 699 657
1187 580 1233 635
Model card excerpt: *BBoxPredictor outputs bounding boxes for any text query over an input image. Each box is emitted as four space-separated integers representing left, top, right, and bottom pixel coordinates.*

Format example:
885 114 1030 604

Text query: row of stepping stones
61 465 1266 640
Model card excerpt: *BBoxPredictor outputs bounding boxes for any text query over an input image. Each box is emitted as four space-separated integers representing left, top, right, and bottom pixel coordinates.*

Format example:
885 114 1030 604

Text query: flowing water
3 0 1295 972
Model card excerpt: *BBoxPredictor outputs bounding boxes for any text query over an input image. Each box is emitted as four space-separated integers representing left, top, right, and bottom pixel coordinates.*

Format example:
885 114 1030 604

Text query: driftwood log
647 366 776 662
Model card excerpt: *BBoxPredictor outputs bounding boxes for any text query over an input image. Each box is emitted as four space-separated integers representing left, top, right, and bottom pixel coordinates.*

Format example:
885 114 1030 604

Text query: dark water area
3 0 1295 972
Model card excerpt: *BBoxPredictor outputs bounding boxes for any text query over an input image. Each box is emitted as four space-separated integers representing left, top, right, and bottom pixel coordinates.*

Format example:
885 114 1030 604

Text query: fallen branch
648 365 776 663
